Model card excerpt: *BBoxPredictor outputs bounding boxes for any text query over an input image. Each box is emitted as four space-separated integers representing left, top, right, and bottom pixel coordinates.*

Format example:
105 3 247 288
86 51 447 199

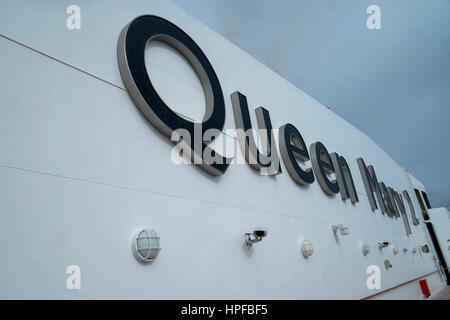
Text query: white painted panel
0 0 445 299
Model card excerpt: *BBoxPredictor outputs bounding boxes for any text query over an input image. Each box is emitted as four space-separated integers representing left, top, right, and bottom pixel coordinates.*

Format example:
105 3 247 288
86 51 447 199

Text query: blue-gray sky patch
173 0 450 207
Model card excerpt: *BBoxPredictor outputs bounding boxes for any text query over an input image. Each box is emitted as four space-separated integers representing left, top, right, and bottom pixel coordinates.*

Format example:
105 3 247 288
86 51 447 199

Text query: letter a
366 5 381 30
66 265 81 290
66 5 81 30
366 265 381 290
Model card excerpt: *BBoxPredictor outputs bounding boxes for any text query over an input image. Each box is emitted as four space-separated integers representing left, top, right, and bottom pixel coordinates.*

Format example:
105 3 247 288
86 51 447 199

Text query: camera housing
244 227 268 247
378 241 390 250
253 228 268 238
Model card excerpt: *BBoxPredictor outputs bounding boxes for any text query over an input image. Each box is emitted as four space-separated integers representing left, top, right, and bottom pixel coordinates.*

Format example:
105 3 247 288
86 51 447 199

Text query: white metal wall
429 208 450 270
0 0 445 299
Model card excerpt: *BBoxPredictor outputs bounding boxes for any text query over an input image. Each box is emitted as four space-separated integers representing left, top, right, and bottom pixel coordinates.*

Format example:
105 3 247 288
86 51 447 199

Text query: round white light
360 242 370 256
132 228 161 263
411 247 417 254
393 247 399 255
301 240 313 258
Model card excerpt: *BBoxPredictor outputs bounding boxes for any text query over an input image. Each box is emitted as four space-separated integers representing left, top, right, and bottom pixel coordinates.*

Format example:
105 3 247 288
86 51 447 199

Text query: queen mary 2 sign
117 15 420 235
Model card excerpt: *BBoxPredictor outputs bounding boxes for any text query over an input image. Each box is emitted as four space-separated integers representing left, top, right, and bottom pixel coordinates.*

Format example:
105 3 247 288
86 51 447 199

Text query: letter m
357 158 386 213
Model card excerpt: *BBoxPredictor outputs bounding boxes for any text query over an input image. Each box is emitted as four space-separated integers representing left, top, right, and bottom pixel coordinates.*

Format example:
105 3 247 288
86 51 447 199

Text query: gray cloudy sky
172 0 450 207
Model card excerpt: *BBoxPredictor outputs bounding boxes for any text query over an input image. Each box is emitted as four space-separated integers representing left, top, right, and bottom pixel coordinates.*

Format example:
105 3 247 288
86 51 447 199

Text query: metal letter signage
117 15 230 176
231 91 281 175
310 142 339 195
357 158 386 213
278 124 314 186
117 15 423 237
403 190 420 225
330 152 358 203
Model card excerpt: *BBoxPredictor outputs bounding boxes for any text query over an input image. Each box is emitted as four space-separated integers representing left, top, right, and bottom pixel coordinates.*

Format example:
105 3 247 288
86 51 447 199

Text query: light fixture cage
133 228 161 263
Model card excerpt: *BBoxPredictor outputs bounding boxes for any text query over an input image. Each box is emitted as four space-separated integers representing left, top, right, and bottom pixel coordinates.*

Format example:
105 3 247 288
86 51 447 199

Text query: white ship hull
0 0 448 299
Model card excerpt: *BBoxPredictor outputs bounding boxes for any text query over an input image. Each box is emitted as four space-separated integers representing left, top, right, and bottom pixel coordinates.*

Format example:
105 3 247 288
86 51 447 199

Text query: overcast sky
172 0 450 208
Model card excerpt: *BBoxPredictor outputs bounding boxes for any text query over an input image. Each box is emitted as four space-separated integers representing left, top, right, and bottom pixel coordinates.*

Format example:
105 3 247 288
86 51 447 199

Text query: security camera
244 227 268 247
378 242 390 250
253 227 268 238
